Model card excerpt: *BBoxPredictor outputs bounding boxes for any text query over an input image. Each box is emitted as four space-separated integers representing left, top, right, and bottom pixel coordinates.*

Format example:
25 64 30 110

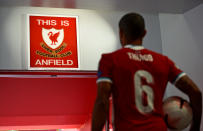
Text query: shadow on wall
184 4 203 52
183 4 203 98
97 11 163 54
0 7 23 69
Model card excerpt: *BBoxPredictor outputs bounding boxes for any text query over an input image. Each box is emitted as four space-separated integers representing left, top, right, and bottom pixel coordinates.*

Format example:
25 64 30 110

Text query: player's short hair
119 13 145 42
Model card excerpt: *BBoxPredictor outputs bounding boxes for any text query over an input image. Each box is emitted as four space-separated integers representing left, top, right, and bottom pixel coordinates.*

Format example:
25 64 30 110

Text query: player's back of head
119 13 145 42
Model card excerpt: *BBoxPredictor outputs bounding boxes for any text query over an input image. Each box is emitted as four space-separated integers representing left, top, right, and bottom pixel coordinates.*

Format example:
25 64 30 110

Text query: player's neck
127 39 143 46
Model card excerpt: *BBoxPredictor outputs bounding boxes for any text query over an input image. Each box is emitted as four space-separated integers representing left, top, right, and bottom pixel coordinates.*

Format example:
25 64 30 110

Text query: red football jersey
97 45 186 131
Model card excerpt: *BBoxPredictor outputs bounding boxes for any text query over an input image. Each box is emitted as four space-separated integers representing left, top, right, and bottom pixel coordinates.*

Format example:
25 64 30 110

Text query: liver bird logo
48 32 60 45
42 28 64 49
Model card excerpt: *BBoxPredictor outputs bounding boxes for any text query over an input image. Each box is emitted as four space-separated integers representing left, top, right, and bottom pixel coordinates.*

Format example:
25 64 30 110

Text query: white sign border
27 14 80 70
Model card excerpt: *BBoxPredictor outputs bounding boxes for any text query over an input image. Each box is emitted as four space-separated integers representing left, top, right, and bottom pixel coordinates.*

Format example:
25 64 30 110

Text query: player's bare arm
175 75 202 131
91 82 112 131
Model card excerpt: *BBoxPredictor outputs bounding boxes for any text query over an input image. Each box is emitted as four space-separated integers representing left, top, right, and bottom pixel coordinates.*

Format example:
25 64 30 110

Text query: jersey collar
124 44 144 50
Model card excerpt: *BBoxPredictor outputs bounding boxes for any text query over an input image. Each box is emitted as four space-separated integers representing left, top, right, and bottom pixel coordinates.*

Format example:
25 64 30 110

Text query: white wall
159 4 203 130
0 6 162 70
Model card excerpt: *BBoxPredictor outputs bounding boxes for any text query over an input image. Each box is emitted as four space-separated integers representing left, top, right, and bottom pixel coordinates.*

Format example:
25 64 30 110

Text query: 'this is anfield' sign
28 14 79 70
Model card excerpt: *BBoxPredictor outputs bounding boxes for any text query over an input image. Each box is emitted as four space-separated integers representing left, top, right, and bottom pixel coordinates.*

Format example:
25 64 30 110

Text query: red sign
28 14 79 70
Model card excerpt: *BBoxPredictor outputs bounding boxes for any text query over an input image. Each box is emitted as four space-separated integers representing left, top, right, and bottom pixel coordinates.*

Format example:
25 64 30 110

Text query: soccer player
91 13 202 131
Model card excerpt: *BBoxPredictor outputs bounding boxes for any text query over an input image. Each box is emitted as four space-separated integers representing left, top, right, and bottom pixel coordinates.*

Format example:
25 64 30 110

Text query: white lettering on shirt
127 52 153 62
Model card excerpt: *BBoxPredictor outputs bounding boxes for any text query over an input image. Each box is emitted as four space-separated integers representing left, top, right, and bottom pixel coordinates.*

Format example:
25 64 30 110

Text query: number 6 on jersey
134 70 154 114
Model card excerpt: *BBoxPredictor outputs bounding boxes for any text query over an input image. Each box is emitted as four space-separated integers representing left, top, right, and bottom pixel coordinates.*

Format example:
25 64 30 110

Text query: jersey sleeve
97 54 113 84
167 57 186 85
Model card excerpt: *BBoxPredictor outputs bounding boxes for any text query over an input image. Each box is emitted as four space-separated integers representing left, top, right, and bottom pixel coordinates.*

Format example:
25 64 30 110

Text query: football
163 96 193 130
